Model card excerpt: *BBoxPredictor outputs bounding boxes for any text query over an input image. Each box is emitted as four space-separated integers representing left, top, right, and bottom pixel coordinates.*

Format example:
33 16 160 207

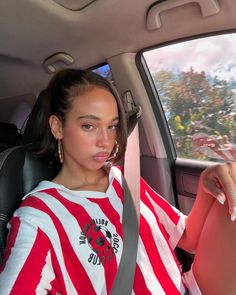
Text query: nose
97 128 109 148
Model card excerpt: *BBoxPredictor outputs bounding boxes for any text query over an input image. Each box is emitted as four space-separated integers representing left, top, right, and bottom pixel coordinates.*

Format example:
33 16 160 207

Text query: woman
0 68 236 295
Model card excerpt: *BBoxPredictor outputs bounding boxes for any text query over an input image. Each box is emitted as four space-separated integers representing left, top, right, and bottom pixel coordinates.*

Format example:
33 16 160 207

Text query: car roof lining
0 0 235 98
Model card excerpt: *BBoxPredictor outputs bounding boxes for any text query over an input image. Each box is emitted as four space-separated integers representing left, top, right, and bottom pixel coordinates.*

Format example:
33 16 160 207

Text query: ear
49 115 63 139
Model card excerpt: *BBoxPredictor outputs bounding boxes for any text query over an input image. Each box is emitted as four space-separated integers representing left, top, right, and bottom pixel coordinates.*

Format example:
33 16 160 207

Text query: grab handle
147 0 220 30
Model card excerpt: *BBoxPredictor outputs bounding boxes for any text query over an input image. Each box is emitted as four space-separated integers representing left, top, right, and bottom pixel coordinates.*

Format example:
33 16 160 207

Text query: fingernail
216 193 226 205
230 207 236 221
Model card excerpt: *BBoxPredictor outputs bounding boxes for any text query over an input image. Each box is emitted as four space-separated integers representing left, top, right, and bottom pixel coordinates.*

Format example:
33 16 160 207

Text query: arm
0 214 54 295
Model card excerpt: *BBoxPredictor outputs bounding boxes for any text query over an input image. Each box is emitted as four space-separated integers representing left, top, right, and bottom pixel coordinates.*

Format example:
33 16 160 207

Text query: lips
93 152 110 162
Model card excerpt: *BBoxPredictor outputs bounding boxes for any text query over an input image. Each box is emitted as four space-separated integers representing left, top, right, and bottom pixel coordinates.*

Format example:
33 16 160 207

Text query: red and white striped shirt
0 166 187 294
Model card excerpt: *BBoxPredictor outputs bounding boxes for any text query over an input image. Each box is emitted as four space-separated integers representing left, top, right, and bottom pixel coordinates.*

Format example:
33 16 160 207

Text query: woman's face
55 86 119 172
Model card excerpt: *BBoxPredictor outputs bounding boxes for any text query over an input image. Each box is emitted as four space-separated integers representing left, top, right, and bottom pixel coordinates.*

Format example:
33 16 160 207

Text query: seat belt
123 90 141 219
124 124 140 218
111 91 141 295
110 176 139 295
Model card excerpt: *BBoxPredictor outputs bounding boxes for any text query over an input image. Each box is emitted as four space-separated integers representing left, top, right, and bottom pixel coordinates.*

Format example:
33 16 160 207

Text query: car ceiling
0 0 235 99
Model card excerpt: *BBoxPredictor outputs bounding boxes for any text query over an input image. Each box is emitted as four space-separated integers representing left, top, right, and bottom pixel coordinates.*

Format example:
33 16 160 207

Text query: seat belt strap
124 124 140 219
111 92 141 294
110 176 139 295
123 90 141 217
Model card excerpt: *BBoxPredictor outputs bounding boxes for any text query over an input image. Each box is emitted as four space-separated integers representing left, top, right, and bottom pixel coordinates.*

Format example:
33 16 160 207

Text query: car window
143 33 236 162
92 64 113 81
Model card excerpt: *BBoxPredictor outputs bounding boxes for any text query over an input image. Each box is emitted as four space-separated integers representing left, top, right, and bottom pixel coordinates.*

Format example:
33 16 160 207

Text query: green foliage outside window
144 33 236 161
152 67 236 161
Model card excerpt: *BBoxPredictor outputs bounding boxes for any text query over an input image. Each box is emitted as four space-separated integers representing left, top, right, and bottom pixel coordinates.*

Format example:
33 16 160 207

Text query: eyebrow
78 115 119 121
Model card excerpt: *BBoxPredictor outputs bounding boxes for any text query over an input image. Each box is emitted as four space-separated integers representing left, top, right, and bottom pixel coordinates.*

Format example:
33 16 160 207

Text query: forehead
69 86 119 118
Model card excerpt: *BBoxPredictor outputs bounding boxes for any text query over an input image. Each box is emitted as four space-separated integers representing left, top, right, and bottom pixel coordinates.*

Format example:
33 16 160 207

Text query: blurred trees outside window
144 33 236 162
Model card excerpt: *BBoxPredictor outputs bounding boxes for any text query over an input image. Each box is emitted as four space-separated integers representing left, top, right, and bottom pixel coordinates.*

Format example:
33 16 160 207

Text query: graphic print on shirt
79 218 120 266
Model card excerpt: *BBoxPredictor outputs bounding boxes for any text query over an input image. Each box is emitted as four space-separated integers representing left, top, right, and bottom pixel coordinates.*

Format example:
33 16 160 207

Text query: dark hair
35 68 128 166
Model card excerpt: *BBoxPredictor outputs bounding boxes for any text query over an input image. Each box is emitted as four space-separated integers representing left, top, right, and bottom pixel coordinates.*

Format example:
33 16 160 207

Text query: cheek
63 126 95 147
110 131 117 141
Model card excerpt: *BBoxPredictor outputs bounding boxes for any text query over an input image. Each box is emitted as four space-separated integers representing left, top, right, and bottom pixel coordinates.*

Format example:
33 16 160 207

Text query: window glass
143 33 236 162
92 64 113 81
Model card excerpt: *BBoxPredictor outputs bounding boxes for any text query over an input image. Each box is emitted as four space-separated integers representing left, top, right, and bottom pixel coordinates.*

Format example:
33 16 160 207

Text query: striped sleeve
141 177 187 249
0 213 56 295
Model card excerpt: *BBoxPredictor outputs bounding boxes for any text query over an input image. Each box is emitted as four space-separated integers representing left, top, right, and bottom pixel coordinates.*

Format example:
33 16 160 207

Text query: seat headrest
0 122 20 145
22 89 49 148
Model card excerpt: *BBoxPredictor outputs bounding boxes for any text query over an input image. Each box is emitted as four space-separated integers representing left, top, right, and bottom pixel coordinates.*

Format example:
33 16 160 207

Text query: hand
201 162 236 221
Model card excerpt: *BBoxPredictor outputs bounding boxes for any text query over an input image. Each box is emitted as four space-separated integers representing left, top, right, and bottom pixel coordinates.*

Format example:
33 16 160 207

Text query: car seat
0 122 22 153
0 90 58 264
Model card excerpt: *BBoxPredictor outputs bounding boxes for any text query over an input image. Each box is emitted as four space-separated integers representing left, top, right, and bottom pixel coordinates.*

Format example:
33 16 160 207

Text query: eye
108 123 119 130
82 124 94 131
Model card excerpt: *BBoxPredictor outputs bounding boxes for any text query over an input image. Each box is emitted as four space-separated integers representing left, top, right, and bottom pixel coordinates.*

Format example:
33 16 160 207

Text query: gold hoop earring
58 139 64 164
108 140 119 161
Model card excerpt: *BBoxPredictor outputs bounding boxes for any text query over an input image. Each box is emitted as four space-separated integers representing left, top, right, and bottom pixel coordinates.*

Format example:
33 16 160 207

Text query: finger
202 163 236 220
216 163 236 215
202 177 226 205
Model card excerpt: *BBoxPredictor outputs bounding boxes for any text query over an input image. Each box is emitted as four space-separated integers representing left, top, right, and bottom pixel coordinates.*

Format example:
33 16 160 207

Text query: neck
53 164 109 192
